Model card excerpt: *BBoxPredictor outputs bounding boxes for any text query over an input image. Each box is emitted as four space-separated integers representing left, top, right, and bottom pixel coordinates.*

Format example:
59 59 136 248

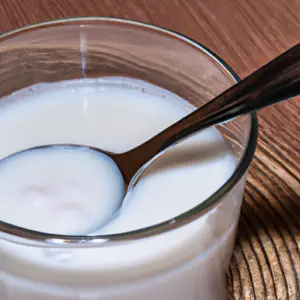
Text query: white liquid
0 147 124 234
0 78 245 300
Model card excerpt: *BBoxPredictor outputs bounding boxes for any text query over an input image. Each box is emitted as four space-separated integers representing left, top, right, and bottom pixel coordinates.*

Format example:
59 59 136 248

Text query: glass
0 18 258 300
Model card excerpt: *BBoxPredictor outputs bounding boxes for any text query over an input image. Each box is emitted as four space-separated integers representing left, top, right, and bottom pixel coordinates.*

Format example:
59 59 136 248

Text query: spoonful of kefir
0 44 299 235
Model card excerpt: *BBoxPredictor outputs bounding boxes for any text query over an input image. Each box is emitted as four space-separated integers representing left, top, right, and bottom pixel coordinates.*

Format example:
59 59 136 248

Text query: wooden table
0 1 299 299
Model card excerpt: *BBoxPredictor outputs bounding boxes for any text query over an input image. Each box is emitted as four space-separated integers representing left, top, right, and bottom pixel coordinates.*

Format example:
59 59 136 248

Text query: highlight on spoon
0 145 124 235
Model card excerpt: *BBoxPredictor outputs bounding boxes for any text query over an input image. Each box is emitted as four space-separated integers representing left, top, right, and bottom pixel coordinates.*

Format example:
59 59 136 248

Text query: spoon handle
120 44 300 181
159 43 299 147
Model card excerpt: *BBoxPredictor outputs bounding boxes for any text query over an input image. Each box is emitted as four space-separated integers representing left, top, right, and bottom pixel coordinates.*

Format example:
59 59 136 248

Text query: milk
0 147 124 234
0 77 245 300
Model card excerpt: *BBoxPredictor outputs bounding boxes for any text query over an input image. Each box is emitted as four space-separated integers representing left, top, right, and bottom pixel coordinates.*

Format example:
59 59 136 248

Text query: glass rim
0 17 258 248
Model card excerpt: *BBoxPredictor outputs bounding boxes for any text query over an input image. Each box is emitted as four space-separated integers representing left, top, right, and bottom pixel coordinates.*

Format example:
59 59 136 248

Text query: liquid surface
0 78 235 235
0 78 242 300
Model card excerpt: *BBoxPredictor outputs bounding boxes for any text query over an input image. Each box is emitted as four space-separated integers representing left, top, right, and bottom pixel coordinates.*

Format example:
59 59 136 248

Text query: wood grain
0 0 299 299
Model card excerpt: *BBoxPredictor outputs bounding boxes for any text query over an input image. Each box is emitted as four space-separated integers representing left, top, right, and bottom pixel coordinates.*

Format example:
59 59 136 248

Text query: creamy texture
0 147 123 234
0 78 244 300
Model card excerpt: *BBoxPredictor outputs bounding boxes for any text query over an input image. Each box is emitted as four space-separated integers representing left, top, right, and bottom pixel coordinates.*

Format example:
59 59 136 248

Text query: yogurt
0 77 244 300
0 146 124 234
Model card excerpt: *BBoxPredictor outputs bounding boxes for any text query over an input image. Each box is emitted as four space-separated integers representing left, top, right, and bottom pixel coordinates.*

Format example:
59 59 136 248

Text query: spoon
0 44 299 245
2 44 300 199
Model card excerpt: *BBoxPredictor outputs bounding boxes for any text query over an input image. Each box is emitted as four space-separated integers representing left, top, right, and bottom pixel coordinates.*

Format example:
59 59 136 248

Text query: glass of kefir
0 18 258 300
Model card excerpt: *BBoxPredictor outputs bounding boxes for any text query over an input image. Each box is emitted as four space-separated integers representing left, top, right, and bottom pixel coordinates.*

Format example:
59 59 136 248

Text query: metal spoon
0 44 299 246
2 44 300 199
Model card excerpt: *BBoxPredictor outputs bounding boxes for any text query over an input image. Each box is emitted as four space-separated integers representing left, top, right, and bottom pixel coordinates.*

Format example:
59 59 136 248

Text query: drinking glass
0 18 258 300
